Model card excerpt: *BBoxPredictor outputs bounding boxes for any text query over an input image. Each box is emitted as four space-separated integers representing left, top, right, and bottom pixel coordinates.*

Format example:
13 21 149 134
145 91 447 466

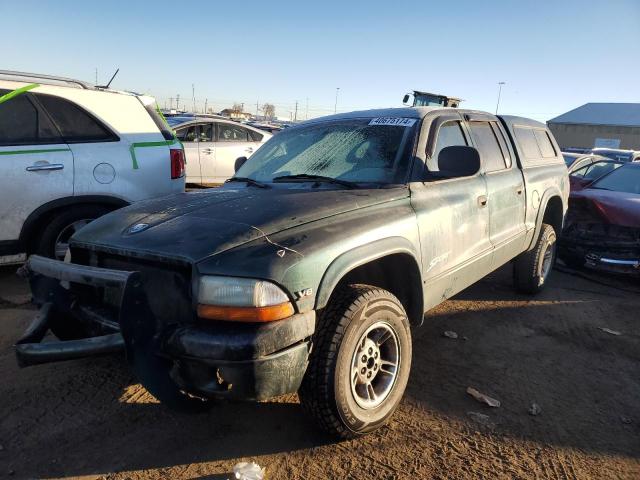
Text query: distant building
547 103 640 150
219 109 252 120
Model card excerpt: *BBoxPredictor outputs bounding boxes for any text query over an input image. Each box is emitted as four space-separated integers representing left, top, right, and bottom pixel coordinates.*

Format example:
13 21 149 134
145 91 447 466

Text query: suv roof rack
0 70 92 89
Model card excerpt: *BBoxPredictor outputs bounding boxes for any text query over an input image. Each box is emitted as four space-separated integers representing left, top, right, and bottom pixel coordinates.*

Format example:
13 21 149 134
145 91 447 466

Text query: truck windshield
235 118 417 185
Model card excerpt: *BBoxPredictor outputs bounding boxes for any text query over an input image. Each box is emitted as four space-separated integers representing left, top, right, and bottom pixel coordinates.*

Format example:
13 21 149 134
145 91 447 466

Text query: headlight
197 276 294 322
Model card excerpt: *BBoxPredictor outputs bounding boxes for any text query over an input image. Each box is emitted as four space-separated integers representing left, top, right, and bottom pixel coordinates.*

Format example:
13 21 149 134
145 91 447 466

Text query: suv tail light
170 148 185 179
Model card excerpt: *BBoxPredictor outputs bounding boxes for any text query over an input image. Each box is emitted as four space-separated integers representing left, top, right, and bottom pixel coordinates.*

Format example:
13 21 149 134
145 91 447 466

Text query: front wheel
513 223 557 294
299 284 412 438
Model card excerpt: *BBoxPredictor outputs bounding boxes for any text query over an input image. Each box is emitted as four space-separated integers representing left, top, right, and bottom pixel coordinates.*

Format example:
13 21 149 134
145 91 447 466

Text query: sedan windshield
235 118 418 185
591 165 640 194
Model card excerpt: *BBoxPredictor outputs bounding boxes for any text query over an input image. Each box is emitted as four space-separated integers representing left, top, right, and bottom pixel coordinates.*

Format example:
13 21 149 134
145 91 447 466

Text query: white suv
0 71 186 262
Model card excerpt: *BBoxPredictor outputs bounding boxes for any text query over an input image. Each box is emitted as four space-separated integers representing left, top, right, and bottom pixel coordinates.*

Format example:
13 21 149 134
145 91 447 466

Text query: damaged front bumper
15 255 315 402
559 222 640 275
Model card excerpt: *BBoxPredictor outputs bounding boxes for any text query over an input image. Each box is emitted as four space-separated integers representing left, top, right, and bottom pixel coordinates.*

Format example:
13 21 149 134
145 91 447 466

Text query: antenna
101 68 119 89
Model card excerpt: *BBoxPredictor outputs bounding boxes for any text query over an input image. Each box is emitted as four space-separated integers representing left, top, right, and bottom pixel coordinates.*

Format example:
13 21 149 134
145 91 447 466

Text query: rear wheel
35 205 111 260
299 284 412 438
514 223 557 294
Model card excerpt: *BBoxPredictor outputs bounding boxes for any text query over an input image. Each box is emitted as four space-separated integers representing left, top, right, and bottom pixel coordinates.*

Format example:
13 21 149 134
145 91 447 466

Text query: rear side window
218 123 249 142
36 94 118 143
0 90 62 146
514 127 541 158
176 126 197 142
143 102 175 141
469 121 507 172
249 129 264 142
533 129 556 158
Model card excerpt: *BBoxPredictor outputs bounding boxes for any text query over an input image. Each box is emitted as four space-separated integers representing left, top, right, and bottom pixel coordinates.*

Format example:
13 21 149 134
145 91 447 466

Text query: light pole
334 87 340 114
495 82 505 114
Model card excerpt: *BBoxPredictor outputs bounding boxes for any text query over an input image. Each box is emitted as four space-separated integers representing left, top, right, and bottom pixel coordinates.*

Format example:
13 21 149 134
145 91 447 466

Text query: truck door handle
202 148 214 154
26 163 64 172
516 186 523 195
245 147 254 154
477 195 488 207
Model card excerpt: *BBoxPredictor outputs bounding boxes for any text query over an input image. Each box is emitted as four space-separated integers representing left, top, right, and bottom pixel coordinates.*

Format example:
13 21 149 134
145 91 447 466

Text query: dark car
563 153 624 191
559 162 640 273
15 108 568 438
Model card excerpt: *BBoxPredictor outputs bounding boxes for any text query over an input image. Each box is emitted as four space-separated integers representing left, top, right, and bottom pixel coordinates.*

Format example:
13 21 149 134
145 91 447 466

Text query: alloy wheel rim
539 238 556 285
350 321 400 410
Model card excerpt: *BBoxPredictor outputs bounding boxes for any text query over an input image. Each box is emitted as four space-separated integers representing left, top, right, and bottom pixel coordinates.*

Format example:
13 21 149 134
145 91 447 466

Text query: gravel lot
1 264 638 479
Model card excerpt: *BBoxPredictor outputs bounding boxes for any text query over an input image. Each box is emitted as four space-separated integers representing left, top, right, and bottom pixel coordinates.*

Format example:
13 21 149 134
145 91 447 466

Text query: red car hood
570 188 640 227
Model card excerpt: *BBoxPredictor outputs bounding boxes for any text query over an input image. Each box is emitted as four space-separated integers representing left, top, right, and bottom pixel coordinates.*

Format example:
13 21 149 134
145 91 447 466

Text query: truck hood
71 185 408 263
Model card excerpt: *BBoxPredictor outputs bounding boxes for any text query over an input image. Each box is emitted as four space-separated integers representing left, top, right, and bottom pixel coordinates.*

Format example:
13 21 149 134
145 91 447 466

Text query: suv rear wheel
35 205 111 260
299 284 412 438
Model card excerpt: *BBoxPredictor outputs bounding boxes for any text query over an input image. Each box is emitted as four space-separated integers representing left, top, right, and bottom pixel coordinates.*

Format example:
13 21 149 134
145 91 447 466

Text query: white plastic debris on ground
528 402 542 416
443 330 458 339
598 327 622 336
467 387 501 407
233 461 265 480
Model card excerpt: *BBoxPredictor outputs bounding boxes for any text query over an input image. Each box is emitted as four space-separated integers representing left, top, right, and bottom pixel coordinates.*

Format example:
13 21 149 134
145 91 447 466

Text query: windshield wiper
225 176 270 189
272 174 357 189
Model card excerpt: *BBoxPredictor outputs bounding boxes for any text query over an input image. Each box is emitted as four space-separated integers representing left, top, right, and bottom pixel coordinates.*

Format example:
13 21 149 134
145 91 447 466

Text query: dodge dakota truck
15 107 569 438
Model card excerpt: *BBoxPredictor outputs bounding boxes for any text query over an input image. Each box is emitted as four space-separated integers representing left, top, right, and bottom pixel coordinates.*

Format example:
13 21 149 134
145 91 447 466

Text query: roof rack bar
0 70 91 89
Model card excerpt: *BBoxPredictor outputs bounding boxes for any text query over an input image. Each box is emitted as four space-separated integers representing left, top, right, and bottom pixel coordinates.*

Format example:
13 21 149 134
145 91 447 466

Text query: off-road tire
299 284 412 439
34 204 111 259
514 223 557 294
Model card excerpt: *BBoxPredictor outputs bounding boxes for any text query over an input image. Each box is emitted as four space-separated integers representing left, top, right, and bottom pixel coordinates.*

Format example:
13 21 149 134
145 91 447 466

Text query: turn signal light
197 302 295 322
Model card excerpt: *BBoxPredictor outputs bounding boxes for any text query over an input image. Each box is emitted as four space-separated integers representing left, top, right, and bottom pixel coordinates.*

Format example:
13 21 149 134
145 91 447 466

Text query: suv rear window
143 102 175 141
36 94 118 143
0 90 62 146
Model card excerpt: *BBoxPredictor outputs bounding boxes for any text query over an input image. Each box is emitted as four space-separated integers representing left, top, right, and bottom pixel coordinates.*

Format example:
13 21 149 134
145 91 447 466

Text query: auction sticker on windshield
369 117 417 127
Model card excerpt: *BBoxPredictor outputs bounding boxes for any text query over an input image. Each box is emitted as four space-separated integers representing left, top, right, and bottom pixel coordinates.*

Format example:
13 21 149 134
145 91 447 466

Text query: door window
429 121 468 171
198 123 213 142
36 94 117 143
469 121 507 172
248 129 264 142
176 125 198 142
218 123 249 142
0 90 61 146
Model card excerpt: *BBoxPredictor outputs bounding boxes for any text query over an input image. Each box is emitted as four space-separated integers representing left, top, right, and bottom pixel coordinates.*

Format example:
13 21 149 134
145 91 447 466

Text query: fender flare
19 195 130 249
527 186 564 251
314 236 423 317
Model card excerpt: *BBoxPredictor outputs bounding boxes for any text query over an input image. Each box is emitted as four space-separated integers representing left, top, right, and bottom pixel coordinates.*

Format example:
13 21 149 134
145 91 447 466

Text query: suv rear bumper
15 255 315 401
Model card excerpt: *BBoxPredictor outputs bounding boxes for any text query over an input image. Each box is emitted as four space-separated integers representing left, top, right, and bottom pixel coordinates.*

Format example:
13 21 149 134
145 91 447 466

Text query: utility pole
204 98 208 114
176 94 180 111
334 87 340 114
255 100 259 118
294 100 298 122
495 82 505 114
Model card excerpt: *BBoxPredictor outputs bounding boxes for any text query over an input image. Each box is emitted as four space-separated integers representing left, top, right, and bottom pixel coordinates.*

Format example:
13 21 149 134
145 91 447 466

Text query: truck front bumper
15 255 315 402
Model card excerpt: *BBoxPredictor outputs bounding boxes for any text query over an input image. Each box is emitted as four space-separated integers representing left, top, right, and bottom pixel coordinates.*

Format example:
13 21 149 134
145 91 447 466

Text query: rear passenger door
466 115 526 269
214 123 257 182
175 124 201 183
0 89 73 243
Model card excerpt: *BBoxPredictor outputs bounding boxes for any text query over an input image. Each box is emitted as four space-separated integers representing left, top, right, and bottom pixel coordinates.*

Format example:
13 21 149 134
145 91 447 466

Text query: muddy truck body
16 107 568 437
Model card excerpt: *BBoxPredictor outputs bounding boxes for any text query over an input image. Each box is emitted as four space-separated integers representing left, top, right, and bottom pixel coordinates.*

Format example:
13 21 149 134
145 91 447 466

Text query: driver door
410 113 493 311
176 124 201 184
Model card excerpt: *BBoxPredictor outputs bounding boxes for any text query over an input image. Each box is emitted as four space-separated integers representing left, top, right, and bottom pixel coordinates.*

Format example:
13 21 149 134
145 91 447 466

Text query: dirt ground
0 263 638 480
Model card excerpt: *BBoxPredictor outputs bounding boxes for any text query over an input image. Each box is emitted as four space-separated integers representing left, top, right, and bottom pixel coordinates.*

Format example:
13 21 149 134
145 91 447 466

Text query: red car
559 162 640 274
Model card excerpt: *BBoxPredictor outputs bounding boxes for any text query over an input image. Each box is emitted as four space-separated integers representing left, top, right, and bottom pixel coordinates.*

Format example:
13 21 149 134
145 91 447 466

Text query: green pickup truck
16 107 568 438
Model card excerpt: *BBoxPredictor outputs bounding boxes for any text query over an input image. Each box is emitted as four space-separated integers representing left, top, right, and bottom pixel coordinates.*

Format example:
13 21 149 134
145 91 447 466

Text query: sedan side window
176 126 198 142
429 121 467 171
583 161 622 180
218 124 249 142
198 123 213 142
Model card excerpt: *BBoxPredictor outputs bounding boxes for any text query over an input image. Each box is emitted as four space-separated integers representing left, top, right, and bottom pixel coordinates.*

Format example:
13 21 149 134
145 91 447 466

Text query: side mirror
402 94 411 105
234 156 248 172
437 145 481 178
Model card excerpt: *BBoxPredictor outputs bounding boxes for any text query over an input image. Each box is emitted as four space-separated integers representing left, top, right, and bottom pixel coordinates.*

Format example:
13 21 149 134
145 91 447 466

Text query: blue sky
4 0 639 121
